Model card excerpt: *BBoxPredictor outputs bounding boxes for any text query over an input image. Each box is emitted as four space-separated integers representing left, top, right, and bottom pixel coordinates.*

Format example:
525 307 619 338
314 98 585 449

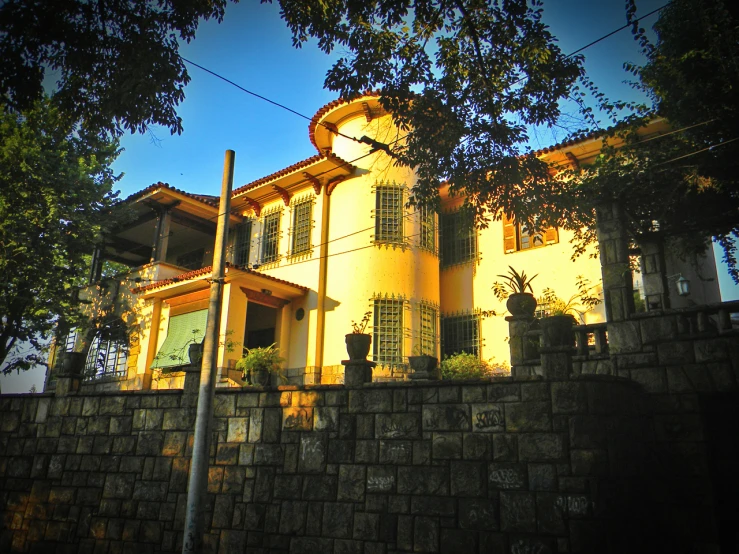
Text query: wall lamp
668 274 691 297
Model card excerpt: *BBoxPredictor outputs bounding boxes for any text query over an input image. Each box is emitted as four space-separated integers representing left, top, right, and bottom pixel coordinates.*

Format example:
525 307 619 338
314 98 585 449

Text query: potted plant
440 352 510 380
538 276 602 347
492 266 538 317
236 343 285 387
345 311 372 360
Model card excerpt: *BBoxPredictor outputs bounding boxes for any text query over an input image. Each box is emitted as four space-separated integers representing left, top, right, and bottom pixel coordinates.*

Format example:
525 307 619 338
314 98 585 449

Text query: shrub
440 352 510 380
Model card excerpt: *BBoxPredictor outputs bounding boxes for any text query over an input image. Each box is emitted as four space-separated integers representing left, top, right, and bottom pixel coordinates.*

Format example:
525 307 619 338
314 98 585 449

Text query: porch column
216 282 248 382
150 207 172 263
276 302 292 377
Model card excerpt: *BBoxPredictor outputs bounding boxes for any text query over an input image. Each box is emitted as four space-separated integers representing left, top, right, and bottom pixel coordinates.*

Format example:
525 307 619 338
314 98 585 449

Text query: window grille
440 209 476 267
84 334 128 380
232 220 252 266
63 330 77 352
441 311 481 358
419 206 436 253
290 197 313 256
374 184 404 244
418 303 438 356
373 297 406 367
503 213 558 253
261 211 281 264
176 248 205 270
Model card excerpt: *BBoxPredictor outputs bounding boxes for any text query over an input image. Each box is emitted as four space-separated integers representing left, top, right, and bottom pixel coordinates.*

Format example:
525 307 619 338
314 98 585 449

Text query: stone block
322 502 354 538
133 481 168 501
314 407 339 432
353 512 379 541
219 530 246 553
226 417 249 442
356 414 375 439
414 516 439 553
639 316 677 344
569 416 607 449
222 466 245 494
348 390 392 413
657 341 694 365
551 382 587 414
463 433 489 460
528 463 557 491
461 385 486 403
367 467 395 494
666 367 695 393
278 500 307 534
458 498 497 530
451 461 484 497
630 367 667 393
327 440 354 464
162 432 187 457
375 413 421 439
500 491 536 532
614 351 658 369
518 433 566 462
504 402 551 432
337 464 366 502
413 439 432 465
536 492 567 534
263 408 282 443
606 321 642 354
397 466 449 495
302 475 337 501
281 406 313 432
422 405 471 431
438 386 461 404
99 396 126 416
249 408 264 443
136 431 164 456
253 444 283 466
471 404 505 432
493 434 517 462
290 537 333 554
378 440 412 465
354 440 378 464
440 529 477 553
488 383 520 402
432 433 462 460
488 462 526 490
694 338 729 363
102 474 135 499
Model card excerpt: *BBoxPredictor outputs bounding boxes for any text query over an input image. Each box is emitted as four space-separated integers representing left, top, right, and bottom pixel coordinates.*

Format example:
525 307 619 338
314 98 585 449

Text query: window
261 211 281 264
440 209 476 267
373 297 406 367
232 220 252 267
418 303 438 356
84 334 128 380
63 329 77 352
150 310 208 370
290 197 313 256
374 183 404 244
503 213 558 253
441 311 481 358
177 248 205 270
419 206 436 253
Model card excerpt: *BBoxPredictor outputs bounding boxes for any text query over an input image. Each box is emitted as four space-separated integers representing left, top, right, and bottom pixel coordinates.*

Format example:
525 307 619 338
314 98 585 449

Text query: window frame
372 296 407 367
419 205 436 253
503 213 559 253
418 302 438 356
260 210 281 264
441 311 481 359
374 183 405 245
84 333 128 380
232 220 253 267
289 196 313 257
440 209 477 268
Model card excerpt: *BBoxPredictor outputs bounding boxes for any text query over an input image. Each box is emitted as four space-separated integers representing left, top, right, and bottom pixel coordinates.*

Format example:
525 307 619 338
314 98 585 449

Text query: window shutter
545 226 559 245
503 213 516 253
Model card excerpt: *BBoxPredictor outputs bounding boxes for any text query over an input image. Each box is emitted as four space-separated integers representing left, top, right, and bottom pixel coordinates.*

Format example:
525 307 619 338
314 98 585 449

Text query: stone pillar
595 202 635 322
639 234 670 311
507 315 536 378
341 360 376 386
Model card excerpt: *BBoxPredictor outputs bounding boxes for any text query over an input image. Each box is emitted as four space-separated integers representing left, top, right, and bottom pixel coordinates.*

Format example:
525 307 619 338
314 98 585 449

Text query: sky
3 0 737 393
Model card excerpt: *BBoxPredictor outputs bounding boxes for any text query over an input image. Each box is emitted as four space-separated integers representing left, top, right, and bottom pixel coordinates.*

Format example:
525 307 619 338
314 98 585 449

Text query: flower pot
540 315 576 348
345 333 372 361
506 292 537 317
188 343 203 366
408 355 440 380
249 368 270 387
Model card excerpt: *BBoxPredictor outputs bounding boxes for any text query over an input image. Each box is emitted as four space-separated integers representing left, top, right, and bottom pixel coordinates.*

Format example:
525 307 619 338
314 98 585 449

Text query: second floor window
261 211 281 264
374 183 404 245
290 197 313 256
503 213 558 253
232 220 252 267
440 209 476 267
419 206 436 253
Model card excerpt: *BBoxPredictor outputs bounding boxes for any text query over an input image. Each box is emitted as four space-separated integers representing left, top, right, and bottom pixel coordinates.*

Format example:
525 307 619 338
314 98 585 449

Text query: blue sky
3 0 736 393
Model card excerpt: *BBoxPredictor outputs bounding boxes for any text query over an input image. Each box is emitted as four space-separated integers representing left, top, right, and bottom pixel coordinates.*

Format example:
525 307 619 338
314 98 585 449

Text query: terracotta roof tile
131 263 308 294
123 182 220 208
308 91 382 152
232 153 357 196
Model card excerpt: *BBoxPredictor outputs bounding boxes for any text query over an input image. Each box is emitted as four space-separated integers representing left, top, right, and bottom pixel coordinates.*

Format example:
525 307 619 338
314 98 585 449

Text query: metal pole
182 150 235 554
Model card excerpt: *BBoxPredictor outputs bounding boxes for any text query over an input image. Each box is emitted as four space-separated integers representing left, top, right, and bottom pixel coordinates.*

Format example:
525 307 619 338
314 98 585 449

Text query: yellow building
49 93 721 390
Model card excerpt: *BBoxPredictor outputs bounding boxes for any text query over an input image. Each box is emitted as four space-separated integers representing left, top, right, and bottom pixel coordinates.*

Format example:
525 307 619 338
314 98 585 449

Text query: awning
150 309 208 369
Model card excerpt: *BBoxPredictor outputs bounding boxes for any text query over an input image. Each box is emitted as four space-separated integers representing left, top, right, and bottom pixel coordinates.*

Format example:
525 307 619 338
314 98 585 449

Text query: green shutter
150 310 208 369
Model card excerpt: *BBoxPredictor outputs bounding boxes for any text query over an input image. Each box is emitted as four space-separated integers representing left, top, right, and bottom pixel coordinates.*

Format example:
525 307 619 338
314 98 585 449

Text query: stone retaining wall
0 373 723 554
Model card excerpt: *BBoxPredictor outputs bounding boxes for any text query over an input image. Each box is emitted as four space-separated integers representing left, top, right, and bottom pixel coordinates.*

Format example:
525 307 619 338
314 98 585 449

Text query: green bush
440 352 510 380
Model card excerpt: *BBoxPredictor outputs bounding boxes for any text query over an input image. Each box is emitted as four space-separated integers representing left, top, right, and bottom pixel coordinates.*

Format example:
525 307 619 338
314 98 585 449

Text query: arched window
84 334 128 380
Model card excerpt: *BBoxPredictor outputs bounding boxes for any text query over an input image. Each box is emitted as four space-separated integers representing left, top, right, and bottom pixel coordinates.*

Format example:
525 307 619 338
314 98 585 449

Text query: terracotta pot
408 355 440 380
345 333 372 360
540 315 576 348
249 368 270 387
506 292 537 317
188 343 203 366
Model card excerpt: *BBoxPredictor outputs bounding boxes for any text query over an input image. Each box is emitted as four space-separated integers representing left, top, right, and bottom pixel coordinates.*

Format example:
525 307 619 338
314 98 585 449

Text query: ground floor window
418 302 438 356
84 334 128 380
441 311 481 358
150 309 208 370
373 296 406 367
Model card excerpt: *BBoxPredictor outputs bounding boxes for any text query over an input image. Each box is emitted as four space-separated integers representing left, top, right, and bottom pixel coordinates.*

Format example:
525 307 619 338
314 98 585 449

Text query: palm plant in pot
538 276 602 347
236 343 285 387
345 311 372 360
492 266 538 317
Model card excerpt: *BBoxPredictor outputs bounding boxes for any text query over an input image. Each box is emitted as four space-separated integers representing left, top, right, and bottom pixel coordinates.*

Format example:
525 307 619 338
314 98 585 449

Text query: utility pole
182 150 235 554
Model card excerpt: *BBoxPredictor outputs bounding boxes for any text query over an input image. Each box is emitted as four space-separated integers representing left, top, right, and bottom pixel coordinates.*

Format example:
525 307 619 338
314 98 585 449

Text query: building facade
47 94 721 390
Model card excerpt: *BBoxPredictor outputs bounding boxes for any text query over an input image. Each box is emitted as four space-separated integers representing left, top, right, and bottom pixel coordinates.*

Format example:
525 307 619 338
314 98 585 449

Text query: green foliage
351 311 372 334
0 0 229 137
440 352 509 380
492 266 538 300
0 98 121 372
236 344 285 376
538 276 601 323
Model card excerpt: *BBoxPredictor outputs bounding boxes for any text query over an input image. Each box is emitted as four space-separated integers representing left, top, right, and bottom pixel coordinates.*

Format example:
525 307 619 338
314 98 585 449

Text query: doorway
244 302 278 349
